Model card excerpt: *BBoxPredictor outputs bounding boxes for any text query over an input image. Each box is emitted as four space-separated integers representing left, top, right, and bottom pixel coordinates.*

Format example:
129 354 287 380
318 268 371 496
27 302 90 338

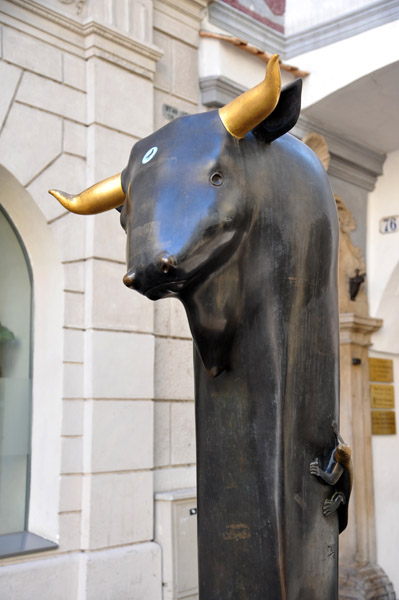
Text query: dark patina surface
49 70 342 599
120 83 340 599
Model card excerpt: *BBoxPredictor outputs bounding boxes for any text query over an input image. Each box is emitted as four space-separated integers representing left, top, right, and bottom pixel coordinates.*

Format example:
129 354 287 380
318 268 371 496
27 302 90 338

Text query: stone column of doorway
302 134 395 599
336 198 395 600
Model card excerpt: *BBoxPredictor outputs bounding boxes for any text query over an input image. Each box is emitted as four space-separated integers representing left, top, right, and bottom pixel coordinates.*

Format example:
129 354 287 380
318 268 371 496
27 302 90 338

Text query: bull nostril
160 256 174 275
123 271 136 288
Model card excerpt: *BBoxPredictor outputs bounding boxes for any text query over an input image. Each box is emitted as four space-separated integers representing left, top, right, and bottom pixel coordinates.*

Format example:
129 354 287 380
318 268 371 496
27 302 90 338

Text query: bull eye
142 146 158 164
210 171 224 186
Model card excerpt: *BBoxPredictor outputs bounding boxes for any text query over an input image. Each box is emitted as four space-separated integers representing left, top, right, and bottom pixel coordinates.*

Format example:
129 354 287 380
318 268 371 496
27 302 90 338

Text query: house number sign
379 215 399 234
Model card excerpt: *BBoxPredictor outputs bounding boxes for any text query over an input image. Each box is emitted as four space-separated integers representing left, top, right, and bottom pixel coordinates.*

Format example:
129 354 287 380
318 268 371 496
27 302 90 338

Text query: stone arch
0 165 64 541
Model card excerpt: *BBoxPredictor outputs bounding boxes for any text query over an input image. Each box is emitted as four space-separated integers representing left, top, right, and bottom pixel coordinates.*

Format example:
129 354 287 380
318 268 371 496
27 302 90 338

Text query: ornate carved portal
336 195 368 316
304 134 395 600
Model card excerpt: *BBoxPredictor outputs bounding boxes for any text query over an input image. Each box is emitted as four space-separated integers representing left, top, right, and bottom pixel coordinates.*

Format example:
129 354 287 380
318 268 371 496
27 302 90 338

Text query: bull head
49 55 282 215
49 54 302 374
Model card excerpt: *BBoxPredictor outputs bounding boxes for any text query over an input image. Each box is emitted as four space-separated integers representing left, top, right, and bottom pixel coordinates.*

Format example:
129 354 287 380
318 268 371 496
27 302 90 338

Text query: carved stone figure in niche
310 422 353 533
349 268 366 301
303 133 368 316
335 195 368 316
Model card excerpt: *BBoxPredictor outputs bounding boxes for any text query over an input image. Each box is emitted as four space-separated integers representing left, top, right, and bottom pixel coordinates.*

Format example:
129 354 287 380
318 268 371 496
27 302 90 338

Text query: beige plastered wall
367 150 399 594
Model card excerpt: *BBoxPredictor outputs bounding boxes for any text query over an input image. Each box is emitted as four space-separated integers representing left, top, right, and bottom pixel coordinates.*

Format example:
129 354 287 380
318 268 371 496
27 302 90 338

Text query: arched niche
0 205 33 535
0 165 64 545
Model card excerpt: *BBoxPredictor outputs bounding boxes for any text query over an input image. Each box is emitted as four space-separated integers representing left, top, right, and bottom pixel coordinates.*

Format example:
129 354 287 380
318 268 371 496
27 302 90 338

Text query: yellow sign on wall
370 384 395 409
371 411 396 435
369 358 394 383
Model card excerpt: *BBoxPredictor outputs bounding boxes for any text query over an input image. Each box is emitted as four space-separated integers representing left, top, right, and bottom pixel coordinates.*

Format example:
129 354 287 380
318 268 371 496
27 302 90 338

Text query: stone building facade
0 0 398 598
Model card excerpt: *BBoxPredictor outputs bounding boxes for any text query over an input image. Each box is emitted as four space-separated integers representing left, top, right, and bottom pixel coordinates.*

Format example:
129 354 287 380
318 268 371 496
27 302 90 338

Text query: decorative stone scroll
303 132 368 315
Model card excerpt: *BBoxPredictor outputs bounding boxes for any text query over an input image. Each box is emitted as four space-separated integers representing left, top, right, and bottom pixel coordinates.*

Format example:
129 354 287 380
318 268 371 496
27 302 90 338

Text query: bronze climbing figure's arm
310 459 344 485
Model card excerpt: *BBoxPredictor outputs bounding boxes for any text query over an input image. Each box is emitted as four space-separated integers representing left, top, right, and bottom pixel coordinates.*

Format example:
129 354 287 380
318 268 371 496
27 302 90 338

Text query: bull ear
252 78 302 143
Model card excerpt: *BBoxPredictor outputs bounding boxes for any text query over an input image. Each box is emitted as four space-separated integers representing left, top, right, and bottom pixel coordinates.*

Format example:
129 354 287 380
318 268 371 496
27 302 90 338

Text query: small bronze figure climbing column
310 422 353 533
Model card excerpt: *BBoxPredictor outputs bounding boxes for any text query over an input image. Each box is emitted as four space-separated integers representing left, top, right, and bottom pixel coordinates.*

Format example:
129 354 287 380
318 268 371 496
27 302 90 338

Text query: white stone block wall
0 0 205 596
151 0 204 500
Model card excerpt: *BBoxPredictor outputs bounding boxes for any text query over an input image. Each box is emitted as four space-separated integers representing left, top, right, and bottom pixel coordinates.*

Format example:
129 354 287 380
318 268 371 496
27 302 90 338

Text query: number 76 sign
379 215 399 234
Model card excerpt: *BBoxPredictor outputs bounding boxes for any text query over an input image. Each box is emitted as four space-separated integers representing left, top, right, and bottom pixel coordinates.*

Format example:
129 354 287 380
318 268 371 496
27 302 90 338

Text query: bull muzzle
123 255 178 295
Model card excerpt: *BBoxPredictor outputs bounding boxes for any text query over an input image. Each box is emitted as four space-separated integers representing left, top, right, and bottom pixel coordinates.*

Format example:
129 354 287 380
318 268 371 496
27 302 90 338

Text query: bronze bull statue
50 56 344 599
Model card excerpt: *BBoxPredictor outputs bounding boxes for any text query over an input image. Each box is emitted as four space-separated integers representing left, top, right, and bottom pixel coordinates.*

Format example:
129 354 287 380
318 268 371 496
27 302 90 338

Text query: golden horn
48 173 125 215
219 54 281 139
